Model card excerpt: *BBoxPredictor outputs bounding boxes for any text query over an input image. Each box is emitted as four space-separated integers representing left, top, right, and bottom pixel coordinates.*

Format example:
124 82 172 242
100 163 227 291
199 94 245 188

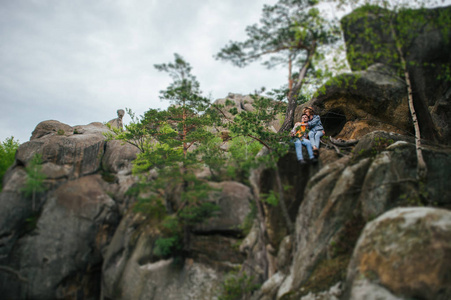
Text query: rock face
0 120 254 300
345 207 451 300
214 93 284 133
0 121 139 299
1 5 451 300
297 64 411 140
340 5 451 144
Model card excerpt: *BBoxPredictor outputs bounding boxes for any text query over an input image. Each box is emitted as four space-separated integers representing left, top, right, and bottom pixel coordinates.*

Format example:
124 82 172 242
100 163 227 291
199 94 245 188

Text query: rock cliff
1 5 451 300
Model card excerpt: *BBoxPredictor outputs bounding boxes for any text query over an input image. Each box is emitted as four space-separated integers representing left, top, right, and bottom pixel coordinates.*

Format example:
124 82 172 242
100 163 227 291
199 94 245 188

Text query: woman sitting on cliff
303 107 324 157
290 114 317 165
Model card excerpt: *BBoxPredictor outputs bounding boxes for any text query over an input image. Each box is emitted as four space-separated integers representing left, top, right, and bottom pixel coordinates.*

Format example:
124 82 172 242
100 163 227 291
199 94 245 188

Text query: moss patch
298 255 350 297
283 212 366 299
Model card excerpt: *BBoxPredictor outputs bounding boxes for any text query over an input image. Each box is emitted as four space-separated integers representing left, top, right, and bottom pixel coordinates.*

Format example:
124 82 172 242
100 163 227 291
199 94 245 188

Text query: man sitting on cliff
290 114 317 165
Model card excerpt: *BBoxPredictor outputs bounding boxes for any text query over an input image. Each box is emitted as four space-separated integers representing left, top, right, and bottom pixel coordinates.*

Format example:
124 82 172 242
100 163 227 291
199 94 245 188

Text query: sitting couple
290 107 324 165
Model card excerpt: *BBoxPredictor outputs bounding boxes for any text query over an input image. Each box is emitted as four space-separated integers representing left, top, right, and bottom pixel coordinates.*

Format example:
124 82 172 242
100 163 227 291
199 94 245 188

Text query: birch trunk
391 24 427 181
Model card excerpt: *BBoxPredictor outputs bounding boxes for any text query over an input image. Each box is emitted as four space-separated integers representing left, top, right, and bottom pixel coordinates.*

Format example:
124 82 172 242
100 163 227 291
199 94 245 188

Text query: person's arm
308 115 321 128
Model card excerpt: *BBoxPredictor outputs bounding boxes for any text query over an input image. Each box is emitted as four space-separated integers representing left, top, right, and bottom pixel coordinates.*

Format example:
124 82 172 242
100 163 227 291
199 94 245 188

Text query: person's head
303 106 314 116
301 114 309 122
117 109 125 119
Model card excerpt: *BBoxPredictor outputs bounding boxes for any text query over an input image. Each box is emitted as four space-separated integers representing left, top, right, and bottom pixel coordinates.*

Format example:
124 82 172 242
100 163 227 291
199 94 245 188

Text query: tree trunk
391 24 427 181
278 43 316 133
183 105 188 157
288 55 293 92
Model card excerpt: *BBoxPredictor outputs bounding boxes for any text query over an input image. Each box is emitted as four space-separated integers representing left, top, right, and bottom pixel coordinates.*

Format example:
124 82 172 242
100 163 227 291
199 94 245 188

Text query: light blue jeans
293 138 314 161
308 130 324 149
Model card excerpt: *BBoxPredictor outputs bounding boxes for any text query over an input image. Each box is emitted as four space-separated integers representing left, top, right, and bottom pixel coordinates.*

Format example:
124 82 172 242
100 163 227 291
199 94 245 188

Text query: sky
1 0 449 144
1 0 291 143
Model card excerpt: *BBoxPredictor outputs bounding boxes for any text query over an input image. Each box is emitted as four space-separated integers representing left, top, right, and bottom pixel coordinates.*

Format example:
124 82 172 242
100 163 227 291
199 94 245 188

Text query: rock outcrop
339 5 451 144
1 5 451 300
0 120 254 299
345 207 451 300
0 121 139 299
297 64 411 140
214 93 284 133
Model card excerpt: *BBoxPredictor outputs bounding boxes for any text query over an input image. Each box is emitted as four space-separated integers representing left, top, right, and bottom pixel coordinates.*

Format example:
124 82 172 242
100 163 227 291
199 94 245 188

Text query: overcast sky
1 0 449 143
1 0 295 143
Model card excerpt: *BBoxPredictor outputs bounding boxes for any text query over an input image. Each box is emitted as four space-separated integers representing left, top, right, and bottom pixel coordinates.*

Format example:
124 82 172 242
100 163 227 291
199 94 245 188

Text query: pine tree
215 0 340 132
116 54 220 259
212 93 294 279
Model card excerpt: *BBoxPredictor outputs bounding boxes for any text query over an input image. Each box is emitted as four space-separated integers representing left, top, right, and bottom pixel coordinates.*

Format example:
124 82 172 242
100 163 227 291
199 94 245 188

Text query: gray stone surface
107 109 125 130
1 175 118 299
344 207 451 300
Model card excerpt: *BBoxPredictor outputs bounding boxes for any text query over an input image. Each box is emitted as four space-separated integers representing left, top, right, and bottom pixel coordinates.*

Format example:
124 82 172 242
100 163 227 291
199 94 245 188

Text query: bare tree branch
0 266 28 282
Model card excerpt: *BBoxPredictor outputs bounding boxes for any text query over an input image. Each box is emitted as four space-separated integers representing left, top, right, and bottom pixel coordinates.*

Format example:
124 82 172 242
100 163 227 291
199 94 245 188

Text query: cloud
0 0 287 143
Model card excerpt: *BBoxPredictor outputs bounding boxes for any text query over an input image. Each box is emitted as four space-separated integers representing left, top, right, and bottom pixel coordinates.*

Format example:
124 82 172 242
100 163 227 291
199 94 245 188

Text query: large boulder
213 93 283 132
296 64 411 140
102 140 139 175
30 120 74 140
194 181 252 234
284 157 371 297
340 5 451 144
0 168 31 257
261 131 451 299
16 121 110 179
0 175 118 299
344 207 451 300
101 209 230 300
355 132 451 219
0 120 142 299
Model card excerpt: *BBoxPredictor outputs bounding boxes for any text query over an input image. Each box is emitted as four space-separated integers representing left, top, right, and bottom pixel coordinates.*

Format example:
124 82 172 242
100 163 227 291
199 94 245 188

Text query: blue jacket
308 115 324 133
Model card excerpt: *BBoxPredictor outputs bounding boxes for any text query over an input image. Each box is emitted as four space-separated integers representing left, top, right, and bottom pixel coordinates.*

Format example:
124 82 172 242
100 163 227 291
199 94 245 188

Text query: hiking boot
310 157 318 164
299 159 307 165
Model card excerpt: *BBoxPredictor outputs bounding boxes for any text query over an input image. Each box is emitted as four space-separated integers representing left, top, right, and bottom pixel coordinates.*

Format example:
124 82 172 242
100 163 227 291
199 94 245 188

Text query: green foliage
24 211 41 233
215 0 340 70
397 181 436 207
283 213 366 299
57 129 65 135
339 0 451 81
239 201 257 237
133 195 167 220
153 236 182 258
212 93 291 171
355 137 394 160
0 136 20 191
193 136 228 181
112 54 222 260
219 271 261 300
22 154 47 211
226 136 263 182
215 0 343 130
179 201 220 225
212 93 297 234
371 137 394 154
261 190 279 206
104 108 157 153
101 171 116 183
